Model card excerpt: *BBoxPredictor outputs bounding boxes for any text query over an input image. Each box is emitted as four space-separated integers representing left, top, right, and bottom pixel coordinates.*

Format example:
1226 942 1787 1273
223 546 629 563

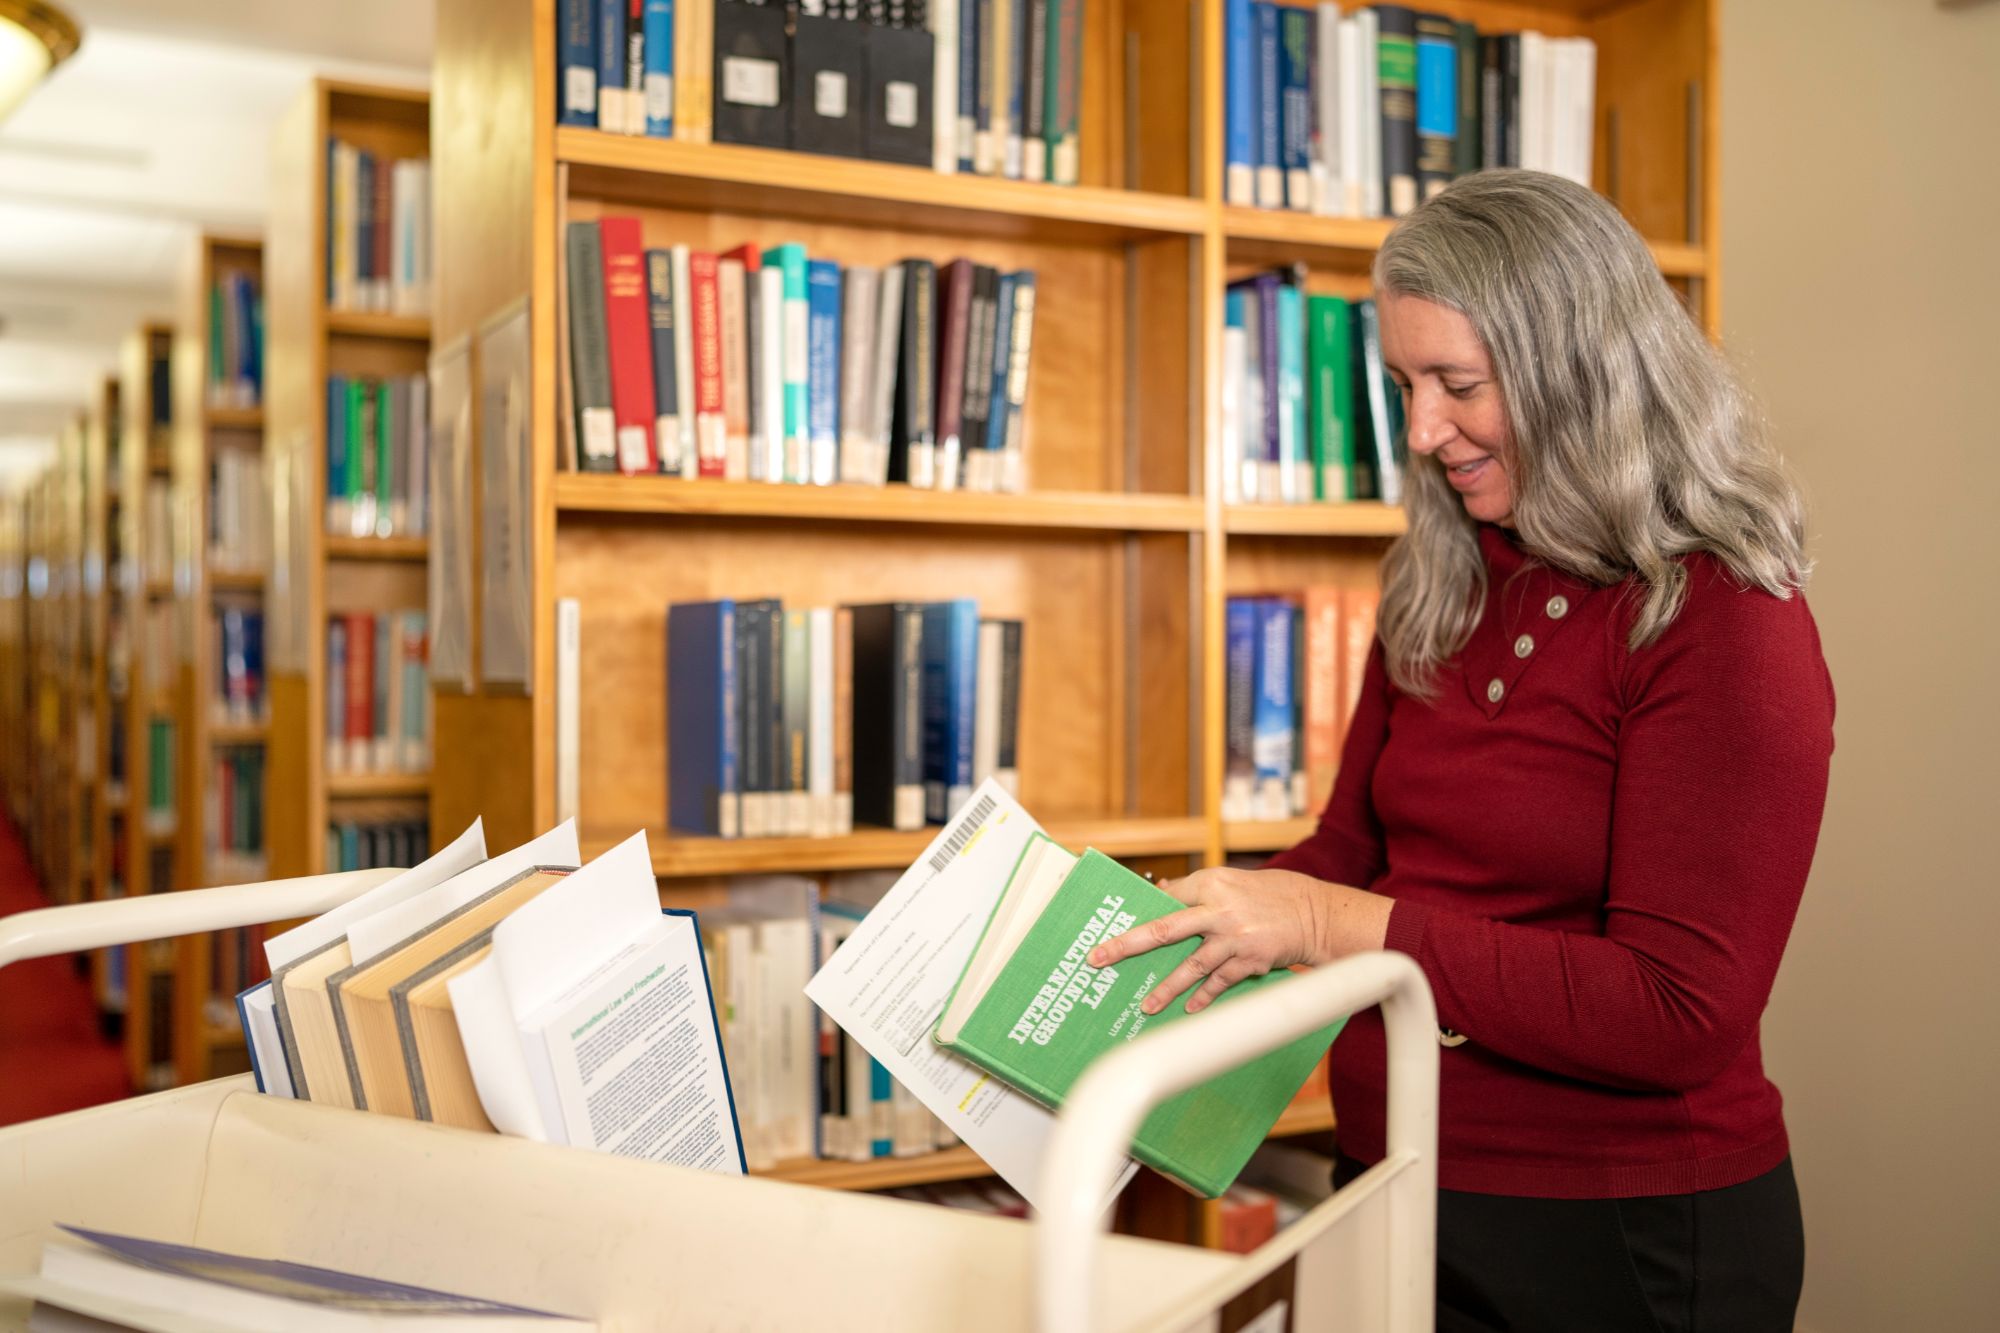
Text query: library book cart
0 871 1440 1332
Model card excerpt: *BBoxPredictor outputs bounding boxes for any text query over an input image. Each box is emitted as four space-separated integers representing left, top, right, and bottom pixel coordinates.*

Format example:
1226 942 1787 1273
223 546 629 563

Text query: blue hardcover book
1007 0 1032 176
557 0 598 127
48 1226 592 1325
1414 12 1457 201
920 599 980 824
245 611 264 709
643 0 674 137
597 0 627 133
1276 279 1306 503
993 270 1035 494
668 600 740 838
1253 2 1282 208
1251 598 1295 820
1278 4 1312 209
1224 0 1254 206
806 258 842 487
326 377 347 528
958 0 982 171
982 271 1017 487
1223 598 1257 820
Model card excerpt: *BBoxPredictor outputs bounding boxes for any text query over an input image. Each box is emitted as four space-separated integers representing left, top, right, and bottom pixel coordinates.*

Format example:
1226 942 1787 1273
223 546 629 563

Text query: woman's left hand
1086 867 1393 1016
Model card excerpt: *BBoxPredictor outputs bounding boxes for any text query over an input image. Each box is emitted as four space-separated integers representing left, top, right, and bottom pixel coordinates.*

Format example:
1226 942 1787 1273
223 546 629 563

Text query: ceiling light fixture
0 1 80 124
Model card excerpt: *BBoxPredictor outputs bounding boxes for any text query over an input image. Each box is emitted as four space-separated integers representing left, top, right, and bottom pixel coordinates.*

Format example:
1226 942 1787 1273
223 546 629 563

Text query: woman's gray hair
1371 168 1808 697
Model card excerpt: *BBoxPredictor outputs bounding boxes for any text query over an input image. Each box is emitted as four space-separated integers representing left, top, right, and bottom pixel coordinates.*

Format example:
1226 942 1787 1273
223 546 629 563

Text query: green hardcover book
344 379 367 531
1307 294 1355 501
374 380 393 536
935 838 1344 1197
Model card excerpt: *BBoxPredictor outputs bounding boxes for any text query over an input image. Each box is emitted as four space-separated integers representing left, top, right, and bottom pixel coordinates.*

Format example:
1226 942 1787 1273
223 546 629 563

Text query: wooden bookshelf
166 233 271 1081
81 377 123 1028
428 0 1719 1213
267 80 435 884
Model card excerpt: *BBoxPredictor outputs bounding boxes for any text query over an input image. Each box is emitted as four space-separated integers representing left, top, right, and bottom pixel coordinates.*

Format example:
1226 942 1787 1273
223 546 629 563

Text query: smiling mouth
1445 458 1489 475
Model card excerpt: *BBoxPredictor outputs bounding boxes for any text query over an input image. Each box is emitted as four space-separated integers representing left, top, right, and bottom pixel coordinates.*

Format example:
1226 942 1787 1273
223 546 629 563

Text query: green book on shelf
344 378 367 530
374 380 393 533
1308 294 1355 501
934 837 1344 1198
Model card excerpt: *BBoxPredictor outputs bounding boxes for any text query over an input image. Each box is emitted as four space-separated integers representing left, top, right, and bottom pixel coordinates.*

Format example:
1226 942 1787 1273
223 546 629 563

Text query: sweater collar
1478 524 1530 580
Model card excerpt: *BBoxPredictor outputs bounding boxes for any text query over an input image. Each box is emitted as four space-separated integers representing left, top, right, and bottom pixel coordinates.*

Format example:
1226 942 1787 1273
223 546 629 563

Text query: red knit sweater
1269 526 1834 1198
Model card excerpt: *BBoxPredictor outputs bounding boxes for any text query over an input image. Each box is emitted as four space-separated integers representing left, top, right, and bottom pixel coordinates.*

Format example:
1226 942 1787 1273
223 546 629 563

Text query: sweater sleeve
1384 574 1835 1093
1264 640 1391 889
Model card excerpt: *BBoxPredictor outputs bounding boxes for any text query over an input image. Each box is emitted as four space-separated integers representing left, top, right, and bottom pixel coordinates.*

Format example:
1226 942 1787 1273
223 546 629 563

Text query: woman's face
1379 291 1516 527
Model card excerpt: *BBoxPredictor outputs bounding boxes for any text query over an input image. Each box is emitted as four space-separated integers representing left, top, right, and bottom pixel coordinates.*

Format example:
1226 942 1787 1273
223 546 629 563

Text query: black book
861 4 936 166
848 602 927 831
1348 301 1380 502
958 264 999 471
1480 36 1505 171
994 618 1022 793
792 10 868 158
713 0 792 150
1375 5 1420 217
889 257 937 486
1501 34 1522 168
735 599 773 837
565 222 616 472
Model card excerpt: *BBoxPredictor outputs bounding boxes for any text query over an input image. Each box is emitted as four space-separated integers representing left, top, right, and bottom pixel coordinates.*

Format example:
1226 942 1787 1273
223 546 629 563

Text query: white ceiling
0 1 432 487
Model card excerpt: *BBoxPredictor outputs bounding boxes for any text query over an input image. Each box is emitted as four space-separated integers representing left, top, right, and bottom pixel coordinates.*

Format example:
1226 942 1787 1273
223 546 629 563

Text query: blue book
1224 598 1257 819
557 0 598 127
984 272 1016 463
326 376 347 527
48 1226 592 1325
1007 0 1031 176
991 270 1035 493
1278 5 1312 209
1253 2 1282 208
1275 279 1305 503
1414 13 1457 201
1251 598 1295 820
1224 0 1254 206
245 612 263 707
667 600 741 838
806 258 842 487
958 0 982 171
596 0 626 133
642 0 674 137
355 151 374 293
920 599 980 824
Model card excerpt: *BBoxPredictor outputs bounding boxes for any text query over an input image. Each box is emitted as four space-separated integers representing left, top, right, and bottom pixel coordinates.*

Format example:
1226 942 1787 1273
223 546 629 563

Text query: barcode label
928 793 997 873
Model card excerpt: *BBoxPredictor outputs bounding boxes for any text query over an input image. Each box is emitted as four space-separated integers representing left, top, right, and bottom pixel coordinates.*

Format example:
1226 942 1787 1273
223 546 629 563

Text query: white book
1519 31 1550 174
838 266 879 485
867 265 906 486
805 784 1138 1210
1312 4 1342 216
972 620 1002 789
782 268 811 485
448 831 746 1170
758 911 816 1161
1356 10 1382 219
717 259 749 481
556 598 580 827
809 607 835 838
1221 324 1246 504
670 245 696 476
932 0 960 175
1568 37 1597 188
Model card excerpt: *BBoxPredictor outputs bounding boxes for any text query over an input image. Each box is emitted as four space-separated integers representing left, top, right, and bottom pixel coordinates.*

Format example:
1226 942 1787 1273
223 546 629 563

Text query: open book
935 834 1345 1197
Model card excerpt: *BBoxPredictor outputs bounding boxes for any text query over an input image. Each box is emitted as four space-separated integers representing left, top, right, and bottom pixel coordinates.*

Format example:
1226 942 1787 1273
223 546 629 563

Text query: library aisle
0 816 125 1125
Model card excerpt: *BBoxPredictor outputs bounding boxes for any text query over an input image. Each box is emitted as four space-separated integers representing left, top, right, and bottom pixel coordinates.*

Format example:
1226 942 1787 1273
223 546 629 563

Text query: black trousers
1333 1154 1804 1332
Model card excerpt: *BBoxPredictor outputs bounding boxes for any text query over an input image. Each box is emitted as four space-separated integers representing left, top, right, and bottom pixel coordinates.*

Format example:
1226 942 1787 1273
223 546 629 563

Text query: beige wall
1721 0 2000 1328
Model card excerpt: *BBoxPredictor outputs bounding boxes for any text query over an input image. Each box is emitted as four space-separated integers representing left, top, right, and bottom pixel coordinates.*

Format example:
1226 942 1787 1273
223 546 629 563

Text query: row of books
205 746 268 886
324 138 433 317
325 611 432 776
665 598 1021 839
325 814 431 873
211 607 267 726
206 271 264 409
1226 3 1597 218
325 373 431 539
1222 585 1378 823
1223 272 1406 505
567 223 1037 492
557 1 1081 184
207 449 270 575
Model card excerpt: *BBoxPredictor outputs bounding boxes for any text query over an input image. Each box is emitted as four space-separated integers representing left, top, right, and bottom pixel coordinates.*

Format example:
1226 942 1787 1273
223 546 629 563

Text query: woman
1089 170 1833 1330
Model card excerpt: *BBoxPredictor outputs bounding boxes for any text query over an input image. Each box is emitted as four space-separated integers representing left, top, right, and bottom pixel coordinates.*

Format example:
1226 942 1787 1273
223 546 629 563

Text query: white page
235 982 294 1099
262 819 486 972
531 913 744 1173
804 780 1136 1210
345 820 580 964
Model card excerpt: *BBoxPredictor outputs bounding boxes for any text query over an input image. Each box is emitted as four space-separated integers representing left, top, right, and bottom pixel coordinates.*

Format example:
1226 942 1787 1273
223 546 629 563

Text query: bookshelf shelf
759 1146 993 1193
209 721 269 745
323 534 430 562
587 815 1211 879
1223 503 1407 538
206 406 265 431
1222 818 1319 855
326 771 432 800
556 128 1208 245
554 475 1206 534
1223 206 1709 278
325 309 432 341
208 568 265 591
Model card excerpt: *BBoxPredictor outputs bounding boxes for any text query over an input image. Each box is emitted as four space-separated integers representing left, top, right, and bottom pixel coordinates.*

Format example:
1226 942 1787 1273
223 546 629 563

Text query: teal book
761 243 810 483
1307 294 1354 501
935 839 1344 1197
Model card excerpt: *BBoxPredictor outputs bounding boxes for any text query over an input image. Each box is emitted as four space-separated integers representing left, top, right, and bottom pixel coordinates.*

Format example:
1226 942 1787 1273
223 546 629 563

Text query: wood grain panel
1591 0 1708 244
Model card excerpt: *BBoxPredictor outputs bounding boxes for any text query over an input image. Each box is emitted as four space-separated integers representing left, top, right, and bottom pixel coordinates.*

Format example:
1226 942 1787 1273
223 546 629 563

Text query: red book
720 242 761 274
689 251 727 479
217 757 234 850
598 215 658 474
1303 585 1342 810
346 612 375 771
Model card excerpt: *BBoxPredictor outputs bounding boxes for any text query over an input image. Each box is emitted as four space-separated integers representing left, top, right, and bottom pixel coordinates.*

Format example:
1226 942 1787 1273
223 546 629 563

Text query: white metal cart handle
0 868 403 974
1036 949 1439 1332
